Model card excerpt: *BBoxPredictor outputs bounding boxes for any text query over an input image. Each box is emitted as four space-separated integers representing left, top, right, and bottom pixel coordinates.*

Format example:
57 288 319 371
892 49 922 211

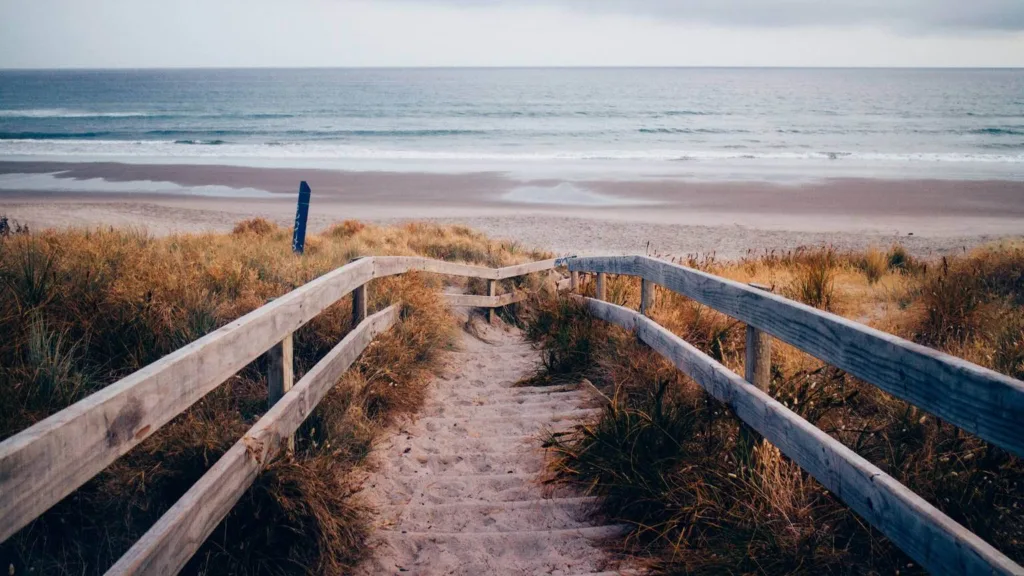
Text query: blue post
292 181 311 254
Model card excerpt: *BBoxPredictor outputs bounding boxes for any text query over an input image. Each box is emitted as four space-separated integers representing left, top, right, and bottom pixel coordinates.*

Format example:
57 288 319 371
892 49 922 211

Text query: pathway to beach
355 318 629 575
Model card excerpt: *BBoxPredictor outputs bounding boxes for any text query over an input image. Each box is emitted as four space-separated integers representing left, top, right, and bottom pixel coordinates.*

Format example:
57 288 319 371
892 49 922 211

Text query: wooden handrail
581 296 1023 576
0 255 561 545
561 255 1024 459
107 305 400 575
371 256 559 281
5 248 1019 574
445 291 528 309
0 257 376 542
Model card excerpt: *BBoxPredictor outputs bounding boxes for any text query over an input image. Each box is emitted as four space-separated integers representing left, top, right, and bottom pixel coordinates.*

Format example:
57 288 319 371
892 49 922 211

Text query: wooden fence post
744 283 772 392
740 283 772 457
596 273 606 301
570 271 579 292
267 334 294 452
487 279 497 323
640 278 654 316
353 283 367 326
745 326 771 391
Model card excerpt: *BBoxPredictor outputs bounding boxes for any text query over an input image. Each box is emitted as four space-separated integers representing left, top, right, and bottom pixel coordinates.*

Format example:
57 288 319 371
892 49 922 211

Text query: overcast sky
1 0 1023 68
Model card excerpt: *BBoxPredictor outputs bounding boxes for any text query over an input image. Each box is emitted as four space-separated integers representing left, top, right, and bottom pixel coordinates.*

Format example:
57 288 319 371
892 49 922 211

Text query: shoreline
1 160 1023 258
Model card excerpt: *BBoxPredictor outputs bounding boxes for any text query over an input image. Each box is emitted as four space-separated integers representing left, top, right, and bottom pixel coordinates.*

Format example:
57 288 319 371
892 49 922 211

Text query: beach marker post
292 181 312 254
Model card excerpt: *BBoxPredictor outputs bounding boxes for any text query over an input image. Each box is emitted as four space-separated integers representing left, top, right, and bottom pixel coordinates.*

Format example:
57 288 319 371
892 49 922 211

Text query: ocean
1 68 1023 181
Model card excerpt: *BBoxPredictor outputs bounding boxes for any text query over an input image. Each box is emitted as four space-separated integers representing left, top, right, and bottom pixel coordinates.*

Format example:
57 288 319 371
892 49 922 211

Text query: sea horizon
3 65 1024 70
1 67 1022 184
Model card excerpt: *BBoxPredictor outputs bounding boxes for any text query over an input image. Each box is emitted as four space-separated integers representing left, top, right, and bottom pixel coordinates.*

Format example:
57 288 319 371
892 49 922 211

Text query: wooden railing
560 255 1024 576
0 255 558 575
3 252 1022 575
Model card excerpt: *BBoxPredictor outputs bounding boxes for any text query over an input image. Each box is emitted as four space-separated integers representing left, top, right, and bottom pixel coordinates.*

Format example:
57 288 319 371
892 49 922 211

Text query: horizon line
2 65 1024 72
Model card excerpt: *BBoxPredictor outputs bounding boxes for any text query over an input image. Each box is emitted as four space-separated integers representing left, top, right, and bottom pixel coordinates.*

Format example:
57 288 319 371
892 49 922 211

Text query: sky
1 0 1023 68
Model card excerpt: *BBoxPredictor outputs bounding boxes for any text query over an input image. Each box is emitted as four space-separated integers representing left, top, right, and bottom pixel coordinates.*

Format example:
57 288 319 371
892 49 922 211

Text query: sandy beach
2 161 1023 258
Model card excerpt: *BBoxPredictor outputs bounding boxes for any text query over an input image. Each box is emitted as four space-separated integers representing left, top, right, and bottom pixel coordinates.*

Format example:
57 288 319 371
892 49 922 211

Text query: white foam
0 109 151 118
502 183 660 207
0 172 277 198
1 139 1022 164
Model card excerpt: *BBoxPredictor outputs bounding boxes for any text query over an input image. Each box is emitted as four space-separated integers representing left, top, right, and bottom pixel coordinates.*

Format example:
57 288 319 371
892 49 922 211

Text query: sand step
414 410 599 437
386 451 545 475
422 398 596 418
365 473 576 505
437 390 589 407
373 525 628 576
382 434 537 455
358 324 626 575
445 382 580 394
440 377 561 390
446 350 537 361
386 497 600 532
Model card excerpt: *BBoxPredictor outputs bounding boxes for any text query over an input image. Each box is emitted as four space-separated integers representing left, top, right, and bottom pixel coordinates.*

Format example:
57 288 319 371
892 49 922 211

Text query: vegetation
0 218 548 575
526 243 1024 574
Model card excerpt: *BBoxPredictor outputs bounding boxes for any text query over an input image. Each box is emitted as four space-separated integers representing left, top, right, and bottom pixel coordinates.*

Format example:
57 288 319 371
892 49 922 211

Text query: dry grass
858 246 888 285
0 218 546 575
526 243 1024 575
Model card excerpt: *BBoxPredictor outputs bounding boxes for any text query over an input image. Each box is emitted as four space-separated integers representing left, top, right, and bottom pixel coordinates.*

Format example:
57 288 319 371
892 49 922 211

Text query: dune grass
0 217 550 575
526 243 1024 574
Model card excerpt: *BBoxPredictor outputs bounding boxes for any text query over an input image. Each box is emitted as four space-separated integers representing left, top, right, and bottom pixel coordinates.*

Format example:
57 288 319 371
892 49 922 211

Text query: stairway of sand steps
356 318 633 576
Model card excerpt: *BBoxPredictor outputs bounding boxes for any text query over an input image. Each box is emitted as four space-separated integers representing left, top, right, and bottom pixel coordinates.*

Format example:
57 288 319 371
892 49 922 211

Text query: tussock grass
786 246 838 310
0 218 544 575
526 243 1024 574
858 246 888 285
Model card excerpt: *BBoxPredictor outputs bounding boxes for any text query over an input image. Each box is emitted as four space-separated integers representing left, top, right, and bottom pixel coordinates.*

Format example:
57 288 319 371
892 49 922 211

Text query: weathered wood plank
570 271 580 292
353 283 368 326
372 256 557 281
745 326 771 391
267 335 294 407
372 256 498 280
444 292 526 308
266 334 295 452
106 305 400 575
0 257 377 544
496 258 559 279
487 280 497 323
565 255 1024 458
640 278 654 316
582 297 1023 576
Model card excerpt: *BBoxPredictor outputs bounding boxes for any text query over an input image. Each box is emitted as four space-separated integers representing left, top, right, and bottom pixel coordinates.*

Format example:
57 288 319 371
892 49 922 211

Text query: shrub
860 246 888 285
231 217 279 236
788 247 836 310
326 219 367 238
887 244 923 274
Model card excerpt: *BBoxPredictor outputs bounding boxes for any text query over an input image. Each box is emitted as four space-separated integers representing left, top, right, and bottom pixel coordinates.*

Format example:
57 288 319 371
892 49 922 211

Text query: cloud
415 0 1024 32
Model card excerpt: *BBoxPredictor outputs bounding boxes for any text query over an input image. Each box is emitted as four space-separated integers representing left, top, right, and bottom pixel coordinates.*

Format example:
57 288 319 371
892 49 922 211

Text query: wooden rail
559 255 1024 576
8 249 1018 574
108 306 400 575
562 255 1024 459
581 297 1022 576
0 255 560 569
0 256 376 543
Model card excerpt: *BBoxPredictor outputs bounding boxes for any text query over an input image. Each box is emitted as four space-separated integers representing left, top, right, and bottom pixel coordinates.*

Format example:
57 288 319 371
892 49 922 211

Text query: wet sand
1 161 1022 258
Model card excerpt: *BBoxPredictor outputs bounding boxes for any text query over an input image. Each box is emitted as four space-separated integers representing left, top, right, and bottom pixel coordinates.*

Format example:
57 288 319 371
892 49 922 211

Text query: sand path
356 319 628 575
